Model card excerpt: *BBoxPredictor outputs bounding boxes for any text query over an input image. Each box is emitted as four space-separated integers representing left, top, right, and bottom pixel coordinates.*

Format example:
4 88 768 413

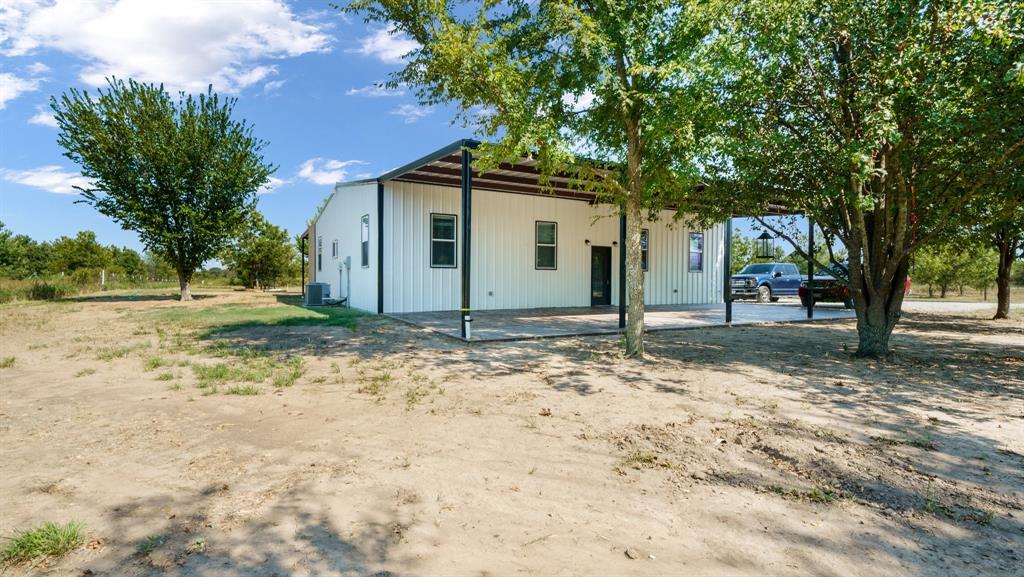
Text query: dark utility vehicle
730 263 803 303
799 264 854 309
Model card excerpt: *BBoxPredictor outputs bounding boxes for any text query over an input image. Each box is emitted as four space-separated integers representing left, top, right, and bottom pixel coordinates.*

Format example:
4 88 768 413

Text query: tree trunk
851 265 908 358
625 192 644 357
623 112 645 358
178 270 193 302
994 234 1016 320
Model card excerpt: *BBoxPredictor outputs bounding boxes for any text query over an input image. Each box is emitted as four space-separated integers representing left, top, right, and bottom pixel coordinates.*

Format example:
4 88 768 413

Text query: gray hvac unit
305 282 330 306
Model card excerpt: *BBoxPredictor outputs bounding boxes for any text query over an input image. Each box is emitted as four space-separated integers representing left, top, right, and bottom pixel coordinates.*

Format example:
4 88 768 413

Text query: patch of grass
136 535 163 555
0 521 84 567
357 368 392 399
813 428 844 443
96 344 146 361
143 356 168 371
225 384 260 395
271 357 304 388
147 297 364 334
0 356 15 369
907 433 938 451
167 383 182 391
74 368 96 378
869 435 903 446
615 450 671 474
156 372 175 381
802 486 842 504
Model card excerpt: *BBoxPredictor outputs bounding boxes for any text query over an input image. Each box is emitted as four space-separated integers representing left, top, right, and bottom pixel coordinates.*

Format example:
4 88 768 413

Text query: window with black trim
317 236 322 272
640 229 649 271
689 232 704 272
535 221 557 270
430 213 457 268
360 214 370 268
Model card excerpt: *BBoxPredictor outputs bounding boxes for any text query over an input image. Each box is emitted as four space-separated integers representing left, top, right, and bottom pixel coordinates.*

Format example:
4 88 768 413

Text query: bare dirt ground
1 291 1021 577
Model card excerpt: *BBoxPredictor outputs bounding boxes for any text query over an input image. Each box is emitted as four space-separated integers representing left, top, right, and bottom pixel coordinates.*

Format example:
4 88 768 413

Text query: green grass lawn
147 295 364 333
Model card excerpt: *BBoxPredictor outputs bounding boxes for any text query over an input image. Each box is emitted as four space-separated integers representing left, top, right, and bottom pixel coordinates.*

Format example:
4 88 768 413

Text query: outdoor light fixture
585 239 591 245
756 230 775 259
612 241 618 247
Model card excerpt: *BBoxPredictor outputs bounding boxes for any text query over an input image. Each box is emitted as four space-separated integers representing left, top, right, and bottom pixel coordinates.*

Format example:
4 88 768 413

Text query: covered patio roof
377 138 605 203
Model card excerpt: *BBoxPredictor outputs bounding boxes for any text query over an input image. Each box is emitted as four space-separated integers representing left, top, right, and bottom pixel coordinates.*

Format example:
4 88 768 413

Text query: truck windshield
738 264 774 274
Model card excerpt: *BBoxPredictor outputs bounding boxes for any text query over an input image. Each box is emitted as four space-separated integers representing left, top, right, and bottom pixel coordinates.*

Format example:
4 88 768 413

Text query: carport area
391 301 856 342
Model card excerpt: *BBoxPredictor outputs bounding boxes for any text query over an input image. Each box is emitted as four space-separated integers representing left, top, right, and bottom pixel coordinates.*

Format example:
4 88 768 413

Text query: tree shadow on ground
74 482 409 577
71 294 218 303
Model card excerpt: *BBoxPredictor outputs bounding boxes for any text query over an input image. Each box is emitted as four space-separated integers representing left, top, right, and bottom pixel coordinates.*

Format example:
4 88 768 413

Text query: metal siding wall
383 181 460 313
313 183 378 312
378 181 725 313
641 213 725 305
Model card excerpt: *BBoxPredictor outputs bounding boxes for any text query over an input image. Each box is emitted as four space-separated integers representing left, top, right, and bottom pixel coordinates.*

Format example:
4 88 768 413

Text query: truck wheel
756 285 772 303
843 297 855 309
800 295 810 308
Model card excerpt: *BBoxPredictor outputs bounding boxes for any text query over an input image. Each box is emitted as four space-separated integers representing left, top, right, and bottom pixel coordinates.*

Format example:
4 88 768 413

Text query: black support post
460 148 473 340
724 217 733 323
618 206 626 329
807 217 815 319
377 181 384 314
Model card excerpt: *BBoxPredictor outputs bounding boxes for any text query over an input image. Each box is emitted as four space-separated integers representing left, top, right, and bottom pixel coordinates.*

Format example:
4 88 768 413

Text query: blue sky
0 0 472 251
0 0 780 253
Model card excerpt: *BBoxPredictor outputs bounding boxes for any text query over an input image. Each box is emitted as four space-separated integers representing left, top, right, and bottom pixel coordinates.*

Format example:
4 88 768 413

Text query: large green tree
221 212 297 290
343 0 724 357
716 0 1024 356
52 78 276 301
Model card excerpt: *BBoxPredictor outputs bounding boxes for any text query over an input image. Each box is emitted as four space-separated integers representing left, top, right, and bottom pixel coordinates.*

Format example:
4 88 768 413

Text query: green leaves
52 79 276 285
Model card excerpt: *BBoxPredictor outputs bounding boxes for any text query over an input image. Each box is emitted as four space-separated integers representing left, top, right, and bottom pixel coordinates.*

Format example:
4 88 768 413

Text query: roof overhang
376 139 607 203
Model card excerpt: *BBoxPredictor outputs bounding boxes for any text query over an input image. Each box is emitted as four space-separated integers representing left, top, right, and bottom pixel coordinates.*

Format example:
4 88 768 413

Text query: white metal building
304 140 726 332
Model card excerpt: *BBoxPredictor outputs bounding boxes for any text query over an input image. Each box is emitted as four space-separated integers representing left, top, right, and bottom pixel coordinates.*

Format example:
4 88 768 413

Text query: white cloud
0 72 39 109
0 0 332 94
258 176 287 195
562 90 596 112
1 165 90 194
389 103 433 124
26 61 48 74
263 79 287 95
346 83 405 97
297 158 366 185
354 28 418 64
27 106 56 127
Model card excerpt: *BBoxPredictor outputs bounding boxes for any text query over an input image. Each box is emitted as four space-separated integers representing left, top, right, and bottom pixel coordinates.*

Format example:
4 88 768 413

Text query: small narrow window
360 214 370 268
430 213 457 268
317 236 323 272
331 239 338 259
689 232 704 272
536 221 557 270
640 229 649 271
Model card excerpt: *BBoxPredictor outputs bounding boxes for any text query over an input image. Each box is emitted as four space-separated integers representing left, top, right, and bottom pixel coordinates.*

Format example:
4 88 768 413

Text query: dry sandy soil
0 291 1021 576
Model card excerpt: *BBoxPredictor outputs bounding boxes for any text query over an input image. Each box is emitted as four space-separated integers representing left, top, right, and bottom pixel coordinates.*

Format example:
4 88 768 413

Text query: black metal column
807 217 815 319
724 217 733 323
460 148 473 339
618 206 626 329
377 181 384 314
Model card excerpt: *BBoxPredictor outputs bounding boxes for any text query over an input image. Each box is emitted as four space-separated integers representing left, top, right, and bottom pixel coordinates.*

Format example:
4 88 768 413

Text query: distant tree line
0 215 302 299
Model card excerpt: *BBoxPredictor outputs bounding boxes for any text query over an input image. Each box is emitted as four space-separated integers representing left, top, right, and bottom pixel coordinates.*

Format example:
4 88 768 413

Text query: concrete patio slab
390 300 856 342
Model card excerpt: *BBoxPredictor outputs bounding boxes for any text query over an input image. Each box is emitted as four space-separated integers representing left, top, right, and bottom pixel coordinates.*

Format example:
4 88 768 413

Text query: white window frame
640 228 650 271
316 236 323 272
331 239 338 259
360 214 370 268
429 213 457 268
535 221 558 270
689 231 704 272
